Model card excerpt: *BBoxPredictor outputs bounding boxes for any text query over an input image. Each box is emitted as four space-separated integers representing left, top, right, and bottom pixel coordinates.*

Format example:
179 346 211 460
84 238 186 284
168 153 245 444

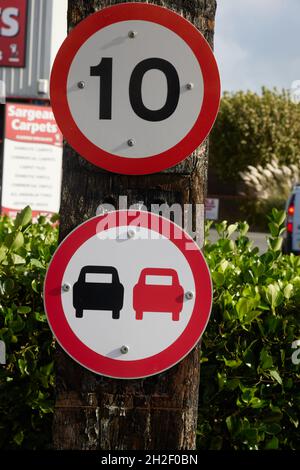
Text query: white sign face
67 20 204 159
44 211 212 379
62 226 195 360
50 3 220 175
1 103 63 218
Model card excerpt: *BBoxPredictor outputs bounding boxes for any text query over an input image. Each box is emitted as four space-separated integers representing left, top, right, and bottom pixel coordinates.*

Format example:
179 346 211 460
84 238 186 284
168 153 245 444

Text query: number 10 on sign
91 57 180 122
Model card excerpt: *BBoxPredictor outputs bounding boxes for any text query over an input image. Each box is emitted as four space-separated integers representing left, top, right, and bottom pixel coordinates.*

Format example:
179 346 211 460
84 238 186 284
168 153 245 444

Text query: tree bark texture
53 0 217 450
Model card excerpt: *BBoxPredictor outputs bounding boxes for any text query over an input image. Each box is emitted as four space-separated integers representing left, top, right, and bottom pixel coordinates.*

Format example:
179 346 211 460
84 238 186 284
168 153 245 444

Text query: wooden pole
53 0 217 450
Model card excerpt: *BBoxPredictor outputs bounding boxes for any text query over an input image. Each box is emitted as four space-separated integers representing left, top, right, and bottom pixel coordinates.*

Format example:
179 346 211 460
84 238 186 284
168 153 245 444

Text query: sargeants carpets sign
1 102 63 218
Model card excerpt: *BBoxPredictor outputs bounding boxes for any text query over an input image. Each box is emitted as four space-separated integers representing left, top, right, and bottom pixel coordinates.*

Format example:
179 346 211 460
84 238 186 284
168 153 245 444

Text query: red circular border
44 211 212 378
50 3 220 175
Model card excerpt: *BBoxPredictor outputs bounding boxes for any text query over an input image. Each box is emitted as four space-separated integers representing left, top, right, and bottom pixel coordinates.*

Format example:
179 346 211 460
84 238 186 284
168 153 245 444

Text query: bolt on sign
50 2 220 175
44 211 212 379
0 0 27 68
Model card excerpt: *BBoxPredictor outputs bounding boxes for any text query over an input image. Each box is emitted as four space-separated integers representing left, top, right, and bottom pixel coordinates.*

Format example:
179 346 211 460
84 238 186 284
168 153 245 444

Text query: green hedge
209 88 300 183
199 211 300 450
0 208 58 449
0 208 299 449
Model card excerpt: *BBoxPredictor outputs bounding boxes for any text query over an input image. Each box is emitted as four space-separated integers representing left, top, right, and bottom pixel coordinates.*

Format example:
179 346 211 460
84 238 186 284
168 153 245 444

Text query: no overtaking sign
44 211 212 379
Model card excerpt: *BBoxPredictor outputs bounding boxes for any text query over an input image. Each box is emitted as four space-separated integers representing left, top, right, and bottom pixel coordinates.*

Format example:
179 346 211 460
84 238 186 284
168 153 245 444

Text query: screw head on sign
128 31 137 38
127 229 136 239
77 81 85 89
186 82 194 90
62 283 71 292
120 345 129 354
185 291 194 300
127 138 136 147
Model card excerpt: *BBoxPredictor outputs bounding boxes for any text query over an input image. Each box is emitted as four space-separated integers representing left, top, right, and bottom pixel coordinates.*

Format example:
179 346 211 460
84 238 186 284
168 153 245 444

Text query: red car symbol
133 268 184 321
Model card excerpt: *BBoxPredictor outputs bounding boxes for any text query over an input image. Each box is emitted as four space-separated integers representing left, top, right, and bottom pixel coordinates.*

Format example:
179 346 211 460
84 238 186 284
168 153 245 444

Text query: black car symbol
73 266 124 319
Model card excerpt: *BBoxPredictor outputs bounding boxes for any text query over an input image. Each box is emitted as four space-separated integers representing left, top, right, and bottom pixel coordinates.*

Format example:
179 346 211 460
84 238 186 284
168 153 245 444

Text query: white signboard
1 103 63 218
205 198 219 221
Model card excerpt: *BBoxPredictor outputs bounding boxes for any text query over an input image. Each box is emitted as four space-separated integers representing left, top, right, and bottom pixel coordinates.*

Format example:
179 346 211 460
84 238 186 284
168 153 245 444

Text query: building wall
0 0 68 100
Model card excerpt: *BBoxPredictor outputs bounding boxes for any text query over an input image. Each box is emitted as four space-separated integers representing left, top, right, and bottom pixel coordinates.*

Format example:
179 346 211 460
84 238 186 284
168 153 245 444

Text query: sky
214 0 300 93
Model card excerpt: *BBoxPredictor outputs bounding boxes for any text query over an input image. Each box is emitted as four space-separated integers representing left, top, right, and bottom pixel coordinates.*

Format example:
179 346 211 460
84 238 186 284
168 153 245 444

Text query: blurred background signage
205 198 219 221
1 102 63 218
0 0 67 99
0 0 27 68
0 0 67 218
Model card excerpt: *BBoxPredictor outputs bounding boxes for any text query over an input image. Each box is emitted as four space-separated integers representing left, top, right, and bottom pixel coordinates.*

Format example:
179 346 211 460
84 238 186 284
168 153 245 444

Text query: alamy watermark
0 80 6 105
290 80 300 104
291 340 300 365
95 196 205 250
0 340 5 365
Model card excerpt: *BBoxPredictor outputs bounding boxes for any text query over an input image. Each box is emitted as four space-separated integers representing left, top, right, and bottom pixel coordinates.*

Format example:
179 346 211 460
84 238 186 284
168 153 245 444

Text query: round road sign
44 211 212 378
50 3 220 175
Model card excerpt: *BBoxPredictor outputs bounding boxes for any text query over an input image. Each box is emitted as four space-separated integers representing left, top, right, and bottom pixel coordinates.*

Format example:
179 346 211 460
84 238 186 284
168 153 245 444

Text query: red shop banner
0 0 27 68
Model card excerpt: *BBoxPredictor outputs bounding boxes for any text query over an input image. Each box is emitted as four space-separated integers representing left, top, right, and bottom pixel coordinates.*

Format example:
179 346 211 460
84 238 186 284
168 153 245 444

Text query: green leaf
3 278 15 294
265 283 284 310
217 371 226 390
227 223 238 237
260 348 273 369
17 359 28 375
17 306 31 314
286 409 299 428
34 311 47 322
0 245 8 262
269 404 283 419
265 423 281 435
249 397 266 409
275 210 286 226
283 283 293 299
50 213 59 223
30 258 44 268
215 221 227 236
268 237 283 252
40 362 54 376
268 222 279 238
31 279 40 293
212 272 225 287
14 206 32 229
225 415 234 434
10 253 26 265
269 370 282 385
226 379 240 390
236 297 255 320
223 357 242 368
239 222 249 236
265 436 279 450
5 231 24 251
244 309 262 324
219 259 230 272
13 430 24 446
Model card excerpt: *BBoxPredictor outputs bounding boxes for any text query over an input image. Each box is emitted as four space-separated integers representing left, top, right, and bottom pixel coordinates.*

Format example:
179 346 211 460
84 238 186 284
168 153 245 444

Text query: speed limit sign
50 3 220 175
